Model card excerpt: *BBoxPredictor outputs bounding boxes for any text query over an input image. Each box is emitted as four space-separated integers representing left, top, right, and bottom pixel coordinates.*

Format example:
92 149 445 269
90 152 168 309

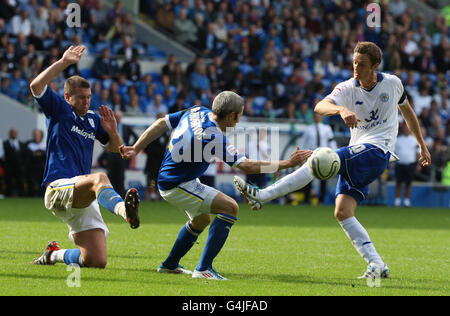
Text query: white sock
394 197 401 206
404 198 411 207
259 164 314 203
114 202 127 220
339 217 384 265
50 249 67 264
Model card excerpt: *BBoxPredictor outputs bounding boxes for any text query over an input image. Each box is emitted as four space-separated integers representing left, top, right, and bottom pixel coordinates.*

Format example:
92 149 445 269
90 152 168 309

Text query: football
307 147 341 180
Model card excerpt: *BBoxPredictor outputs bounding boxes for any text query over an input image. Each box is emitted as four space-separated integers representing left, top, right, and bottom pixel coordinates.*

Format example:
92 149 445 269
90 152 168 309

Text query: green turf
0 198 448 296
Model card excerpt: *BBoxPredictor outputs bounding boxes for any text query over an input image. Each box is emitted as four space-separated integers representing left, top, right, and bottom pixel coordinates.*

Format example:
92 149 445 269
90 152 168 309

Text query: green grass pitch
0 198 448 296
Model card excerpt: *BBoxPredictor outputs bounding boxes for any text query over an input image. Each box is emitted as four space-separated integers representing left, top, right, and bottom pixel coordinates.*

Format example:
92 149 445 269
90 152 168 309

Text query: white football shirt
327 72 406 154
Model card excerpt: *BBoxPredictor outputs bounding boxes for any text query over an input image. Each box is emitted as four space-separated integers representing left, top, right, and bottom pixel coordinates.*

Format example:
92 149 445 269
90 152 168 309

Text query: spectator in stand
97 88 111 110
189 63 210 99
413 86 433 116
162 54 178 78
171 62 188 96
173 7 198 46
10 9 32 37
117 36 139 62
3 128 26 197
146 93 168 117
297 102 314 125
92 48 120 81
9 68 27 102
389 0 407 18
111 92 125 112
121 52 141 82
156 2 175 33
25 129 46 197
243 97 256 117
0 77 13 99
124 93 143 116
140 84 155 110
108 0 125 20
198 21 219 58
429 137 450 182
1 43 17 71
0 0 15 22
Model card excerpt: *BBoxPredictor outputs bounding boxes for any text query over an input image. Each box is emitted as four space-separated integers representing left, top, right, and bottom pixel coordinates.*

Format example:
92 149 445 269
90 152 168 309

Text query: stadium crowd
0 0 449 197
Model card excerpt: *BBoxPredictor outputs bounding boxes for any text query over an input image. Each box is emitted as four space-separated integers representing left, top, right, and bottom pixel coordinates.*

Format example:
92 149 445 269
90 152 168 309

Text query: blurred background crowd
0 0 449 199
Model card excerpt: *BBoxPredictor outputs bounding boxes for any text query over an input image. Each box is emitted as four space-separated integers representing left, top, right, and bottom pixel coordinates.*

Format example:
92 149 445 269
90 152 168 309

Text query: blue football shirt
34 85 109 187
158 106 246 190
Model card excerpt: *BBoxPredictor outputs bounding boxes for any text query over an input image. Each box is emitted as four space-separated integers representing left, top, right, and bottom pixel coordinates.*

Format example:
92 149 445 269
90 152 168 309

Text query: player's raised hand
119 145 137 160
61 45 85 65
99 105 118 134
340 108 361 129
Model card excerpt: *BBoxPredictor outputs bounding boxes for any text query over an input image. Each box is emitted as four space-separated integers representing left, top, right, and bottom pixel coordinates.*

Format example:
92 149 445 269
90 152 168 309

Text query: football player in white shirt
235 42 431 279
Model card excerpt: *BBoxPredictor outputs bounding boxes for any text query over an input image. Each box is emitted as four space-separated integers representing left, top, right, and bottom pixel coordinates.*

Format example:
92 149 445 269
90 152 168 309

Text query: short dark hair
64 75 90 95
354 41 382 66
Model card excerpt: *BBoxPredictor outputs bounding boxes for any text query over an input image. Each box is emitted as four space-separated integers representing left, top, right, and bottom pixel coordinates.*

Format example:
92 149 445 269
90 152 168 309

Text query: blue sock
196 214 237 271
63 249 84 266
163 222 202 269
97 186 123 214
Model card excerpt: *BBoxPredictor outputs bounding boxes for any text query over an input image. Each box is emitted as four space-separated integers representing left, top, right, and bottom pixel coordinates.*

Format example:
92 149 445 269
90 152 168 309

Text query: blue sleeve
165 110 188 130
214 134 247 168
34 85 68 119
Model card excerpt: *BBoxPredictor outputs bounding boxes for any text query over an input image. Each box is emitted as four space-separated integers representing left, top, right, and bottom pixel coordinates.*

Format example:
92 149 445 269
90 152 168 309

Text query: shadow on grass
222 272 447 292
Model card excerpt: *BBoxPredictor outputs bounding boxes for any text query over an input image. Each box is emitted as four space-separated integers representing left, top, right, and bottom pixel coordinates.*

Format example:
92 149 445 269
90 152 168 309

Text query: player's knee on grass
83 254 107 269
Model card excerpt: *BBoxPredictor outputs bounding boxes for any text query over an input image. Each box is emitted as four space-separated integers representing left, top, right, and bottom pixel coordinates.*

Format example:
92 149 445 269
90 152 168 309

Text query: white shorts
44 177 109 242
159 179 220 220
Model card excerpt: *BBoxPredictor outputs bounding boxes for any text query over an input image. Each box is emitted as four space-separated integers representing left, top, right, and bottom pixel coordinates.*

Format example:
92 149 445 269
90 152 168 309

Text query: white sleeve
326 81 352 108
32 85 48 99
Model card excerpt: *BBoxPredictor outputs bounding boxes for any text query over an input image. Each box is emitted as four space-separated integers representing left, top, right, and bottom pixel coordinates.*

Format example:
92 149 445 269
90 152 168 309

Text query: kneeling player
30 46 140 268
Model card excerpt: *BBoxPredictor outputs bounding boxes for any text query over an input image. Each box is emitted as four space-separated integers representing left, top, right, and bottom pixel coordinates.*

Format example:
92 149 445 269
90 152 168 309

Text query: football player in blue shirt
31 46 140 268
120 91 312 280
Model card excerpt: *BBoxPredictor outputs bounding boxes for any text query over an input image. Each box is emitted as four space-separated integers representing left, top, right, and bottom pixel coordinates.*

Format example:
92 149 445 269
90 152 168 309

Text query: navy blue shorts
335 144 390 204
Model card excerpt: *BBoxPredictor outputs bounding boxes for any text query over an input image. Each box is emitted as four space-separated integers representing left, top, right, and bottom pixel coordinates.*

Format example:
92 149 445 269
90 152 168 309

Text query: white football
307 147 341 180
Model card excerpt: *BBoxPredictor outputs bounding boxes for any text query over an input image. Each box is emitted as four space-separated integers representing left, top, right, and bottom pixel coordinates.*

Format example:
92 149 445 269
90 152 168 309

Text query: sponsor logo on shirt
71 125 95 140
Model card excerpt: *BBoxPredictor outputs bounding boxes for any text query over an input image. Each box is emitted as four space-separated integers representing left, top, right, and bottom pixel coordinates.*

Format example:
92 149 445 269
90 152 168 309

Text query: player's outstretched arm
398 100 431 166
237 147 312 174
30 46 85 96
119 117 169 159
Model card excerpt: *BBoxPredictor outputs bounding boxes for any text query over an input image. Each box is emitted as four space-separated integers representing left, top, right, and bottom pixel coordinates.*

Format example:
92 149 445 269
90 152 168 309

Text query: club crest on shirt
88 118 95 128
379 93 389 103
